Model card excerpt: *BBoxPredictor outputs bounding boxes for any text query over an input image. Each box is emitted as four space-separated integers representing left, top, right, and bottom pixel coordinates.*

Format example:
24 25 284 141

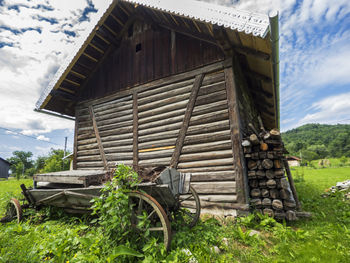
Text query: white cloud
36 135 50 142
0 0 112 136
298 92 350 125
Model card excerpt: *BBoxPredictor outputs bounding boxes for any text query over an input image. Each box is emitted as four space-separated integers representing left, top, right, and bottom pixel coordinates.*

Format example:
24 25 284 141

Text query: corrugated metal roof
35 0 271 111
127 0 269 37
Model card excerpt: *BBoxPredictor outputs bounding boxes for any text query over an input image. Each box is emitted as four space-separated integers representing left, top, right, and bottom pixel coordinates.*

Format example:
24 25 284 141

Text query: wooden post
224 66 248 205
170 74 204 168
283 159 301 210
171 30 176 74
89 105 108 170
133 91 139 171
73 108 78 170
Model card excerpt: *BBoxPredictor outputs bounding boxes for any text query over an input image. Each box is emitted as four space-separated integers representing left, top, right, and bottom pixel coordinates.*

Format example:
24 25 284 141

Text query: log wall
74 60 248 215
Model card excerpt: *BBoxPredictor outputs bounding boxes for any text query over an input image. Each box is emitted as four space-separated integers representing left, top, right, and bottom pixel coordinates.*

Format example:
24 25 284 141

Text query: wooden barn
35 0 280 216
0 157 10 179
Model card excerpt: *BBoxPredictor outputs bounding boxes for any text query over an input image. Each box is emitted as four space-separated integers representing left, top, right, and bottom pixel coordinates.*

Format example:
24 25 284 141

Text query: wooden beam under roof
82 52 98 63
64 78 81 87
88 42 104 54
244 70 272 83
70 70 86 79
233 45 270 60
109 13 124 27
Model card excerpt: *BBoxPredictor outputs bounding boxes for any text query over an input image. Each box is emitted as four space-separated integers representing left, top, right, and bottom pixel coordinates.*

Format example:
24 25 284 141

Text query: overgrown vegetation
0 166 349 262
282 123 350 161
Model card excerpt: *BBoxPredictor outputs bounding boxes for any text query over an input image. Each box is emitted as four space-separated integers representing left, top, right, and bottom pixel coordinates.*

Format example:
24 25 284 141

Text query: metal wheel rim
6 198 23 223
178 186 201 228
128 191 171 250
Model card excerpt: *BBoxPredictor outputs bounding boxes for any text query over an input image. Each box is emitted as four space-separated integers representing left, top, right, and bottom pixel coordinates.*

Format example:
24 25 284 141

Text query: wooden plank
179 150 233 162
101 138 133 148
73 109 78 170
138 92 190 112
138 108 185 127
180 194 237 203
100 133 133 142
181 140 232 154
178 165 234 173
104 145 133 153
77 149 100 156
133 91 138 170
78 60 226 107
138 138 177 150
177 158 233 168
138 157 171 166
139 146 175 153
138 130 180 143
139 121 182 136
170 74 204 168
283 159 301 210
89 105 108 170
77 143 98 151
99 126 133 137
186 119 229 136
77 161 104 168
184 130 231 145
224 66 248 204
190 171 235 181
191 181 236 194
76 155 102 162
138 100 188 119
139 149 174 160
95 108 133 122
94 114 133 127
106 153 133 161
138 84 192 106
77 138 97 146
98 120 133 132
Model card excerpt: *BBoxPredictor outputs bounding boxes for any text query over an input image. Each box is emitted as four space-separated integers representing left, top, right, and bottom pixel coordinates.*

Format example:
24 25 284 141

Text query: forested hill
281 124 350 159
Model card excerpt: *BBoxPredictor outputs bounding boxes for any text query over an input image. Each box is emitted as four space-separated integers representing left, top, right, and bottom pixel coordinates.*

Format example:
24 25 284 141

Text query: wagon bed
2 168 200 250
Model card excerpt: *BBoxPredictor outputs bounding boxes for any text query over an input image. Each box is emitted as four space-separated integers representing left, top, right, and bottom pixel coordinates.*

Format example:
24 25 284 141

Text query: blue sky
0 0 349 160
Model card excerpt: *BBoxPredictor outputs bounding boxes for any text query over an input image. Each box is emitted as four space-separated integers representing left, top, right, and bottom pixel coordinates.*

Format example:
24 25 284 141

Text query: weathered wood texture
74 62 249 212
224 66 248 205
80 26 224 101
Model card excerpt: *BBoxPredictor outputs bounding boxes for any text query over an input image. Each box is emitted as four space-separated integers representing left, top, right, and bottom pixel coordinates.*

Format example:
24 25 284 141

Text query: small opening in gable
128 25 133 37
136 43 142 53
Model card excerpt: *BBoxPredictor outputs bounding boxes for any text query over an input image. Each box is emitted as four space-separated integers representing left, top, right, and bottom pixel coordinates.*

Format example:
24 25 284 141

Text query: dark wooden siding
80 26 224 101
0 159 10 179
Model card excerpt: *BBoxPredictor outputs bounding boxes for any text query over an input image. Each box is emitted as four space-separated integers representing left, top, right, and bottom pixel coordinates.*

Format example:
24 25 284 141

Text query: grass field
0 168 349 262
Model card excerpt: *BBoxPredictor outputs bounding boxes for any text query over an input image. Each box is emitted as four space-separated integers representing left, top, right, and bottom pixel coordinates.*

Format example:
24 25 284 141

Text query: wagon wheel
1 198 22 223
128 191 171 250
177 186 201 228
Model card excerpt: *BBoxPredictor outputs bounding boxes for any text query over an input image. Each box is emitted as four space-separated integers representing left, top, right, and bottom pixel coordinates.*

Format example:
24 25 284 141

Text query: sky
0 0 349 160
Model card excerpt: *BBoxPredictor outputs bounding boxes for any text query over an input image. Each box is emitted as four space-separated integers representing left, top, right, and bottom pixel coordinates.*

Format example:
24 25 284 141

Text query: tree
40 149 71 173
7 151 34 179
301 149 318 163
307 144 329 159
35 156 47 172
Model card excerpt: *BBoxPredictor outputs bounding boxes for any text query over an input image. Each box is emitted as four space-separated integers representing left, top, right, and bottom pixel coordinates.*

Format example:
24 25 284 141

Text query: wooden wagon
1 168 200 250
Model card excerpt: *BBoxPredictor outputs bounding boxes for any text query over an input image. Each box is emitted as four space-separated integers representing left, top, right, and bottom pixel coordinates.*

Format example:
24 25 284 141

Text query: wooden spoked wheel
177 186 201 228
128 191 171 250
2 198 22 223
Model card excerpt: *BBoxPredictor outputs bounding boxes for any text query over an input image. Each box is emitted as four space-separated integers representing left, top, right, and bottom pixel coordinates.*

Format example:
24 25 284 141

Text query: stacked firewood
242 118 298 221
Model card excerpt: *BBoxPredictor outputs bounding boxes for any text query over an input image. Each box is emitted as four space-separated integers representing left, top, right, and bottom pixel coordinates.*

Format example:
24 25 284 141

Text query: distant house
0 157 11 179
286 156 301 167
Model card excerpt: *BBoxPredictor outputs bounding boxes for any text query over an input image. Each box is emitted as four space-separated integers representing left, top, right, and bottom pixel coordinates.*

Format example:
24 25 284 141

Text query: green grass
0 169 349 262
0 179 32 215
